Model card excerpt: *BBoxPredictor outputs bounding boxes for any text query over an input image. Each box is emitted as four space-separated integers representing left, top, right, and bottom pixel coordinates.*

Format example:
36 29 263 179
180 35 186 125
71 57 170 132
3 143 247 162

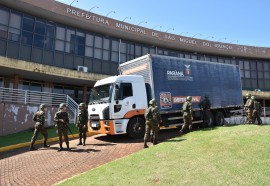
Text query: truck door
113 82 135 118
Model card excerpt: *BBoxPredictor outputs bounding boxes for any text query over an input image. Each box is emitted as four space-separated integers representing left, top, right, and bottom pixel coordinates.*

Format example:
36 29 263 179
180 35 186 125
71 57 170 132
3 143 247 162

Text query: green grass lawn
56 124 270 186
0 124 78 147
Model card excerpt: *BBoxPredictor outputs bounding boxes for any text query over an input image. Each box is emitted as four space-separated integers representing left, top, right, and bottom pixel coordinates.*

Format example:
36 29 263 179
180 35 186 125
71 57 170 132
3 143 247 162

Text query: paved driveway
0 128 180 186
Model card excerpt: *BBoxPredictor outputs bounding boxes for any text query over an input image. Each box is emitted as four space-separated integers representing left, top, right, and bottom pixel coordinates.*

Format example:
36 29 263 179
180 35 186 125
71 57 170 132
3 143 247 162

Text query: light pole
179 32 188 35
165 28 174 33
191 34 202 38
122 17 131 22
152 25 162 30
137 21 147 26
217 37 227 42
88 6 99 12
106 11 115 17
70 0 78 6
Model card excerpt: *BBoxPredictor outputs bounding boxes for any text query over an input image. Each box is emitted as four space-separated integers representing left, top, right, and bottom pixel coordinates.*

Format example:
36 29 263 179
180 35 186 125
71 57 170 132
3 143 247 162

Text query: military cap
59 103 67 109
149 99 156 105
251 96 256 100
79 103 86 107
39 104 46 109
186 96 192 101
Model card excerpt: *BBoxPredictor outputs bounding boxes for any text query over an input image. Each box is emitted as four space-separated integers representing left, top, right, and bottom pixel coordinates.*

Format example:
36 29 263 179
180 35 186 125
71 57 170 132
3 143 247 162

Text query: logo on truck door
167 64 193 81
160 92 172 109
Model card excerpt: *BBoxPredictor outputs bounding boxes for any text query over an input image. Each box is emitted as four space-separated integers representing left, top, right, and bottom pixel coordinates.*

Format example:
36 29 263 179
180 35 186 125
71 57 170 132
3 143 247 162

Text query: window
22 16 34 32
55 26 65 51
0 7 9 26
120 83 133 99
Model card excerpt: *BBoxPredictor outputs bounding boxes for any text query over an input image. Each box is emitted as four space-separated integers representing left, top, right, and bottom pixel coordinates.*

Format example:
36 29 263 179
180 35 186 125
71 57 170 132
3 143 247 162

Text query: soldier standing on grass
251 96 262 125
144 99 162 148
76 103 89 146
244 93 254 124
29 104 50 151
54 103 71 151
179 96 193 135
198 95 211 127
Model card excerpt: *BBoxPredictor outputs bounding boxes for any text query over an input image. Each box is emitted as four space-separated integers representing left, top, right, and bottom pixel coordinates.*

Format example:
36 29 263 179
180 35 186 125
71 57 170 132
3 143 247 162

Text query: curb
0 132 96 152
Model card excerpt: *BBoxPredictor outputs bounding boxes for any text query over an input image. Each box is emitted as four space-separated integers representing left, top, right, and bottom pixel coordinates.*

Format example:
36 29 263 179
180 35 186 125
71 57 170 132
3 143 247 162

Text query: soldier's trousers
246 110 254 124
31 125 48 144
202 110 210 127
78 125 88 141
181 114 192 133
252 110 262 125
144 121 159 143
57 126 69 146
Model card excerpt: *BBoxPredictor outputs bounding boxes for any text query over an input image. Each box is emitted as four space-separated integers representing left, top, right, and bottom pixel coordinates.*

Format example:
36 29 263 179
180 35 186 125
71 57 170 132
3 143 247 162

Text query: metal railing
0 87 78 122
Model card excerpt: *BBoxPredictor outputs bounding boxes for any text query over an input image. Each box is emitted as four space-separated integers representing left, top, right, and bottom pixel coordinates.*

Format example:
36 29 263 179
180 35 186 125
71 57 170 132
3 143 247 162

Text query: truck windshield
89 84 112 104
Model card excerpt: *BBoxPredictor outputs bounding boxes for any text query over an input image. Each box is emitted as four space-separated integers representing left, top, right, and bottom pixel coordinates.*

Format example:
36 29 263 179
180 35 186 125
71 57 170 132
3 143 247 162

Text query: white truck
88 54 243 138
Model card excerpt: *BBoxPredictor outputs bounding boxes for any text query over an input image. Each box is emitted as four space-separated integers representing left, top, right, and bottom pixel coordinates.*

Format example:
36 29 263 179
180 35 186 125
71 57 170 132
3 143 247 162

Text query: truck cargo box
120 54 243 112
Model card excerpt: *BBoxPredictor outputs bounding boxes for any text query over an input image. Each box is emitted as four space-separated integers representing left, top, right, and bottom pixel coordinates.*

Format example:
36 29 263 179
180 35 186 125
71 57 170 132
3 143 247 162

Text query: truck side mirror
114 84 120 100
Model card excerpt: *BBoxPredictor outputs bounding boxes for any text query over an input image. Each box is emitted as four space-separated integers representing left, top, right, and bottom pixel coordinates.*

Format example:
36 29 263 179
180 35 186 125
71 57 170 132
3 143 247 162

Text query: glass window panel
66 28 75 42
142 46 148 55
211 56 218 62
0 25 8 39
94 48 102 59
218 58 224 63
257 62 263 71
55 39 64 51
150 48 155 54
135 45 141 56
103 50 109 60
238 60 244 69
112 40 119 52
56 26 65 40
76 30 84 37
120 53 126 62
244 79 251 89
258 71 263 79
44 37 54 50
120 42 127 53
128 43 135 55
46 23 55 38
31 83 42 92
22 17 34 32
33 34 44 48
231 59 236 65
251 71 257 78
251 79 257 89
77 43 85 56
157 49 163 55
225 59 230 64
111 52 118 62
94 36 102 48
250 61 256 70
263 62 269 71
240 70 244 78
35 20 45 35
258 80 264 89
21 31 33 45
103 38 110 50
164 50 169 56
0 78 3 87
8 28 20 42
179 53 184 58
185 53 191 59
191 55 198 60
244 61 250 70
265 80 270 89
85 46 93 57
264 72 270 79
244 70 250 78
53 86 63 94
86 33 93 46
0 8 9 25
19 81 30 91
10 12 21 29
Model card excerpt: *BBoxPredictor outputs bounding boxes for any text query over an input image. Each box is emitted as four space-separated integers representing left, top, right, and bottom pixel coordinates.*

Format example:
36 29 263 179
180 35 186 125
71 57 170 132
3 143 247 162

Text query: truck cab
88 75 148 138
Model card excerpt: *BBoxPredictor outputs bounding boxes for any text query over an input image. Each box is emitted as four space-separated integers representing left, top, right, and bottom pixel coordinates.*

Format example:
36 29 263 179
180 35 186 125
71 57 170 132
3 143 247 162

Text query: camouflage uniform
244 93 254 124
29 104 49 151
54 103 70 151
144 99 162 148
180 96 193 134
198 96 211 127
251 96 262 125
76 103 89 146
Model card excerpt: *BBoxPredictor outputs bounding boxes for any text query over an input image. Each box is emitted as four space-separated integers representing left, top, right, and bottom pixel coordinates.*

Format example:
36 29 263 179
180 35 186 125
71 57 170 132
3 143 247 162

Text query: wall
0 103 59 136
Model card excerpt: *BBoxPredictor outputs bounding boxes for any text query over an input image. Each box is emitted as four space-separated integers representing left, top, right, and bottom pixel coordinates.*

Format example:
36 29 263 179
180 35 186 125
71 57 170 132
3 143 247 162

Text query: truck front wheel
127 117 145 139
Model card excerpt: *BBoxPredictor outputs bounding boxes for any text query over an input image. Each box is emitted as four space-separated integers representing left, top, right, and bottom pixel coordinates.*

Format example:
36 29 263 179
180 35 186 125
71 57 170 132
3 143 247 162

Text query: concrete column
13 74 20 89
83 85 88 103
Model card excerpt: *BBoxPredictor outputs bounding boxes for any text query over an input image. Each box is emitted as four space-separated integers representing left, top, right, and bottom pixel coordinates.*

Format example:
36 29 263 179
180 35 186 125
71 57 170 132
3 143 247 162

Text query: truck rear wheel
127 117 145 139
205 112 214 127
215 111 225 126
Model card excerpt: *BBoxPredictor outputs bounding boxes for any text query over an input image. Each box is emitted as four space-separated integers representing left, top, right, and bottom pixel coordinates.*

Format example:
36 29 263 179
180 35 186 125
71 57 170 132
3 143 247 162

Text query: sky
57 0 270 47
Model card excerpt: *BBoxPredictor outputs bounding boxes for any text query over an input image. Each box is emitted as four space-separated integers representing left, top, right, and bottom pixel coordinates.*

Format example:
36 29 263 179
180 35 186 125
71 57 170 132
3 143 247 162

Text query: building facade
1 0 270 105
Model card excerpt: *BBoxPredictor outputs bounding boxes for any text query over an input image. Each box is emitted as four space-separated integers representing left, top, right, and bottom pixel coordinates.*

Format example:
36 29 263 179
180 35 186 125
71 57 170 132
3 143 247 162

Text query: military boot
77 138 82 146
43 141 50 148
83 138 86 146
58 144 63 152
144 141 148 148
29 144 37 151
66 143 71 151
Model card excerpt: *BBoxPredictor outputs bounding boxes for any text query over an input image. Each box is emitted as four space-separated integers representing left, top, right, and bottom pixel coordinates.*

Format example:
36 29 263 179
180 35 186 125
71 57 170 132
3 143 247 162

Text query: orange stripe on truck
123 109 145 118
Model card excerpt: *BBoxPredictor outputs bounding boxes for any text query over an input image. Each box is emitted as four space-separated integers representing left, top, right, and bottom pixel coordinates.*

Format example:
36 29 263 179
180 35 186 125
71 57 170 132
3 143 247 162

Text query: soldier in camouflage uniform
144 99 162 148
54 103 70 151
251 96 262 125
244 93 254 124
29 104 50 151
179 96 193 135
76 103 89 146
198 95 211 127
